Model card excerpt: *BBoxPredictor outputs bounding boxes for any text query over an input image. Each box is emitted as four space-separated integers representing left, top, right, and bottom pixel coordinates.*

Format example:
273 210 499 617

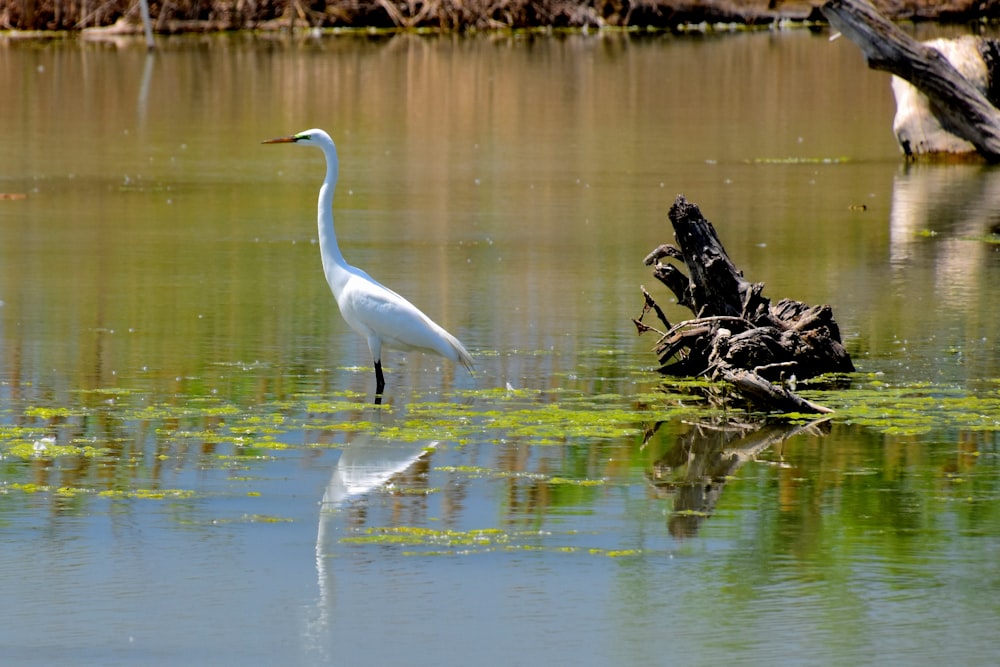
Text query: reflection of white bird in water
322 434 439 507
263 129 474 399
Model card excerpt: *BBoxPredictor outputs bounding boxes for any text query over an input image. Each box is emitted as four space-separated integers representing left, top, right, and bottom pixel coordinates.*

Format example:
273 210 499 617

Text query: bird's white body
264 128 473 396
335 263 472 367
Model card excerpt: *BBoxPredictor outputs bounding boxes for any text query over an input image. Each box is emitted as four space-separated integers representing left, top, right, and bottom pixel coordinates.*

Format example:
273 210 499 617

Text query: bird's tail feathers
454 338 476 375
457 345 477 388
443 329 475 378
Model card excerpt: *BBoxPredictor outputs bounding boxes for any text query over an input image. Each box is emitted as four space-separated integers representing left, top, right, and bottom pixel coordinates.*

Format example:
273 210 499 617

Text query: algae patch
341 526 509 547
437 465 605 487
339 525 643 557
3 482 197 501
806 378 1000 435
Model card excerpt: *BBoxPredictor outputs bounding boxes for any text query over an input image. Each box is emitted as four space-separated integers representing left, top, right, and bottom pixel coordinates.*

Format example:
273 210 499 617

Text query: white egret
263 128 474 399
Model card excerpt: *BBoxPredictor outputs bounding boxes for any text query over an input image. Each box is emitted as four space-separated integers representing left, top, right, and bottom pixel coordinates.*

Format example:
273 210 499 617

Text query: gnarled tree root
635 195 854 414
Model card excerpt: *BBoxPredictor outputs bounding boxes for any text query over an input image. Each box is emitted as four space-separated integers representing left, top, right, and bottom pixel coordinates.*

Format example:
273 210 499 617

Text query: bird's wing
337 274 471 366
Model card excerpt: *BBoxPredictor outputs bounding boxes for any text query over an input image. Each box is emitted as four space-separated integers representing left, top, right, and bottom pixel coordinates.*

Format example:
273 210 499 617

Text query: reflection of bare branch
646 417 831 539
722 417 830 464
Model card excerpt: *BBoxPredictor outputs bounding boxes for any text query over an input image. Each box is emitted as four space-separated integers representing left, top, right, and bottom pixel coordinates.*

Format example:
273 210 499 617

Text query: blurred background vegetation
0 0 841 32
4 0 996 33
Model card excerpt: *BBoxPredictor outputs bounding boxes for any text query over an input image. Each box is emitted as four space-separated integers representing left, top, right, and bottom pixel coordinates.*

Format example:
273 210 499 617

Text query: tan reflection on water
0 29 916 403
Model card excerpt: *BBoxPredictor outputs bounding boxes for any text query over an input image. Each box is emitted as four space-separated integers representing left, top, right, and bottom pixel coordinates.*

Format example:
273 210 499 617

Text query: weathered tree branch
719 368 834 414
822 0 1000 161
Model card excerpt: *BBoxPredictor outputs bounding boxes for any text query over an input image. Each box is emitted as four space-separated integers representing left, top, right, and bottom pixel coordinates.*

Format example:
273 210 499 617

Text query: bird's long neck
317 144 351 297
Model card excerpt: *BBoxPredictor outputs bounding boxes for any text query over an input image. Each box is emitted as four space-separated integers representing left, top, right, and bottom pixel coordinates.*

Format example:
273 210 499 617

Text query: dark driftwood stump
635 196 854 414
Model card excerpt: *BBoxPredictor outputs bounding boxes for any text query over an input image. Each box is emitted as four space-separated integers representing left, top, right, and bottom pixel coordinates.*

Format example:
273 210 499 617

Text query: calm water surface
2 28 1000 666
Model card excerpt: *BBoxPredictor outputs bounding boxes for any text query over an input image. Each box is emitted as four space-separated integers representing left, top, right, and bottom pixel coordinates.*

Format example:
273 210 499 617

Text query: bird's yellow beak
262 135 298 144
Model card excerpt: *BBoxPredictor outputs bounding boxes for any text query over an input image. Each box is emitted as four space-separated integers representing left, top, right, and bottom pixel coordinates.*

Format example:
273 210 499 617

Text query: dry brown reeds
2 0 992 33
0 0 816 31
1 0 283 30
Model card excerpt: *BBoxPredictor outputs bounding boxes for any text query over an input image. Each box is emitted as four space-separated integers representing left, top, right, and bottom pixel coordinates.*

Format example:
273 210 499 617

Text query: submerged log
634 195 853 414
822 0 1000 161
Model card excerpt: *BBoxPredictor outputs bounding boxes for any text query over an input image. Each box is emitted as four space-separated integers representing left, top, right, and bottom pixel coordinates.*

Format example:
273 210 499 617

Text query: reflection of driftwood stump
644 417 831 538
634 195 854 414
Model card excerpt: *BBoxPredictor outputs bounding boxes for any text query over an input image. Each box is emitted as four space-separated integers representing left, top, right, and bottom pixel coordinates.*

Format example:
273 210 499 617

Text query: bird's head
262 128 333 148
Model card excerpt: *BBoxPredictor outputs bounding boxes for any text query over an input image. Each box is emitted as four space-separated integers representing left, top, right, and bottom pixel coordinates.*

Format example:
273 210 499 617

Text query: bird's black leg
374 360 386 401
